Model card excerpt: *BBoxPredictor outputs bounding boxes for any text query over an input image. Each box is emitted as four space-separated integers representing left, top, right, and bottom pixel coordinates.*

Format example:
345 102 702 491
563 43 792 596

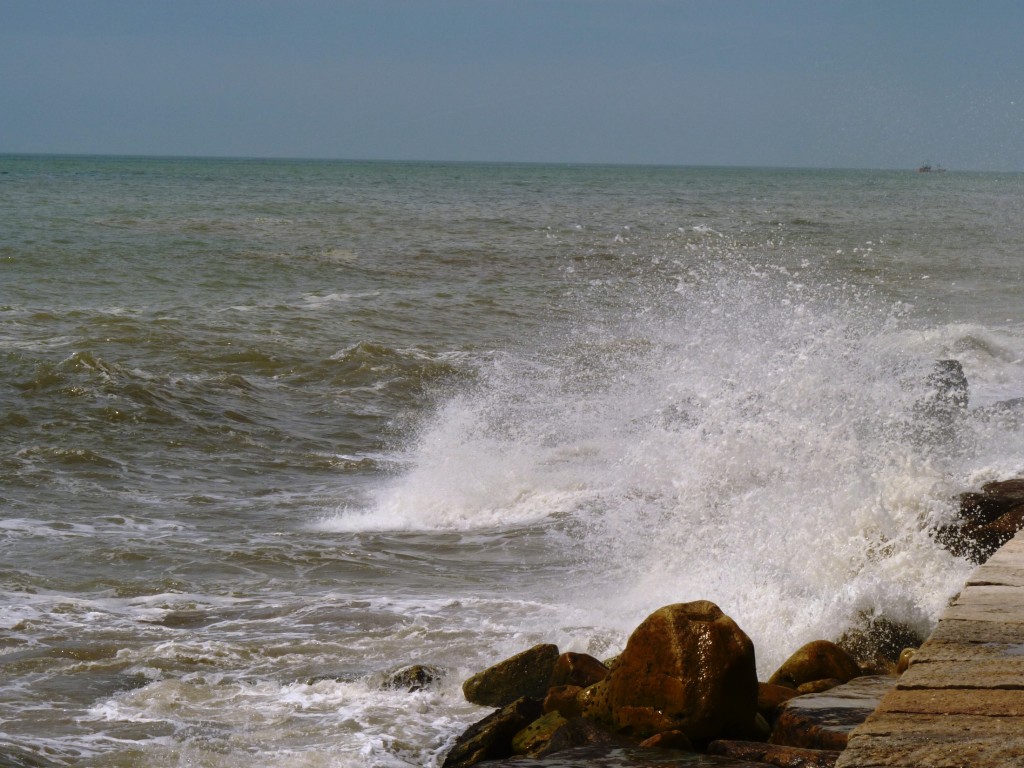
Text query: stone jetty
837 527 1024 767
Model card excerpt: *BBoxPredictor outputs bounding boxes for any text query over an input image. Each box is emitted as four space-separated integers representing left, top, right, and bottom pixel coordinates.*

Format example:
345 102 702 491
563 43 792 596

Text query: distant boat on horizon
917 162 946 173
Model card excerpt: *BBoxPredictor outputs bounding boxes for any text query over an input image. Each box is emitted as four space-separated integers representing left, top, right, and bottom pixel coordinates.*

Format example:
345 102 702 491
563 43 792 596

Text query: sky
2 1 1023 170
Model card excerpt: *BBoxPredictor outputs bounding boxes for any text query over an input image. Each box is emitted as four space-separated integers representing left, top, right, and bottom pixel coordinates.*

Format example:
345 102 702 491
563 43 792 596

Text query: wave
322 255 1024 668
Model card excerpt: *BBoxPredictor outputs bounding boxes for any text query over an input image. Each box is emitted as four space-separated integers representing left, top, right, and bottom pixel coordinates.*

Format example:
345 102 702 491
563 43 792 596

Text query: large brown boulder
768 640 861 690
462 643 559 707
578 601 758 745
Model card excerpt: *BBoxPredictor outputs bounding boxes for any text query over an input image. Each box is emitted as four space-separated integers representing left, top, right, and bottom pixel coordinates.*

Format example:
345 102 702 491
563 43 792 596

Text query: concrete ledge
836 528 1024 767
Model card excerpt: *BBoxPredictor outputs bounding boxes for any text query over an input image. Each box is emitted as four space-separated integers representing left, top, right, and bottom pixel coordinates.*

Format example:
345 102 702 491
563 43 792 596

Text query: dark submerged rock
381 664 443 692
461 643 560 708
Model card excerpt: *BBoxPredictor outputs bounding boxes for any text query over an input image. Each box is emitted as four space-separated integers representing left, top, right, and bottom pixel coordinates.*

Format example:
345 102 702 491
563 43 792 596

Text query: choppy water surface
2 156 1024 766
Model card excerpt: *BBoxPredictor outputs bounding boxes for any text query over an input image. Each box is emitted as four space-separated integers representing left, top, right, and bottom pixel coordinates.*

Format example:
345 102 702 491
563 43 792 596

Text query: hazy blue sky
3 1 1022 169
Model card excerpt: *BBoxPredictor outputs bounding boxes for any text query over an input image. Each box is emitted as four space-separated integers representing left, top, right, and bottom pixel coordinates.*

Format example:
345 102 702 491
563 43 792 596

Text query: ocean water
1 155 1023 766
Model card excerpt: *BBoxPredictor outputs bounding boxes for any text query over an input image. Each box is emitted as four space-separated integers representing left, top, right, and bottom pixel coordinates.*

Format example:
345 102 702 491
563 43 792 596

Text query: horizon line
1 151 1012 174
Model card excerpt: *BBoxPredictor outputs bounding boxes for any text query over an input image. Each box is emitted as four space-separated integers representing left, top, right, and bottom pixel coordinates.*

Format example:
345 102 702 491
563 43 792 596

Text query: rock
758 683 799 721
518 716 629 759
381 664 443 692
769 675 896 751
637 729 693 750
767 640 861 690
926 359 968 412
959 504 1024 563
912 359 968 442
472 743 726 767
549 652 608 689
580 601 758 746
576 679 613 726
441 696 543 768
543 684 583 718
708 739 841 768
462 643 560 707
961 479 1024 523
896 647 915 674
936 479 1024 563
512 711 567 756
796 678 841 695
836 616 924 674
746 712 773 742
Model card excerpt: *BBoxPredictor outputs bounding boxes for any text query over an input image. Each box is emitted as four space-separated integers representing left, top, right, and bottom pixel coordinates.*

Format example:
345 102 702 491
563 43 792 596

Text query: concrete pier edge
836 529 1024 767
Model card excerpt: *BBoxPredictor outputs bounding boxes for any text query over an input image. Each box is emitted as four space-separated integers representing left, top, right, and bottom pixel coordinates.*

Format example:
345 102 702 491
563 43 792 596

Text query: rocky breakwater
442 601 906 768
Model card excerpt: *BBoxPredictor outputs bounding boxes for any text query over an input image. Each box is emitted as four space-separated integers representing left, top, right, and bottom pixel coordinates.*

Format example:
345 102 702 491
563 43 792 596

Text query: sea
2 155 1024 767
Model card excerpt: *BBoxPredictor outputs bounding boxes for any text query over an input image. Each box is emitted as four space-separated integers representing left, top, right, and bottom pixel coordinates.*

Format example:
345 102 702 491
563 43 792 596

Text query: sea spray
337 253 977 674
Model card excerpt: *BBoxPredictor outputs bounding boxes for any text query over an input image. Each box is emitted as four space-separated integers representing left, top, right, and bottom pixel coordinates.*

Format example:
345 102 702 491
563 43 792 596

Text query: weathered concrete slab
927 617 1024 644
837 526 1024 767
896 658 1024 688
875 688 1024 716
941 599 1024 624
911 638 1024 663
952 583 1024 604
966 563 1024 587
842 714 1024 768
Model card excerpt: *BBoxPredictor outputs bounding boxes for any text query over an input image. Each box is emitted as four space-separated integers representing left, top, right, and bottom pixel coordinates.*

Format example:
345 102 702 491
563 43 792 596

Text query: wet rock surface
767 642 861 691
462 644 560 708
442 697 543 768
476 745 799 766
769 676 896 751
935 479 1024 563
707 740 840 768
549 651 609 689
381 663 444 692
